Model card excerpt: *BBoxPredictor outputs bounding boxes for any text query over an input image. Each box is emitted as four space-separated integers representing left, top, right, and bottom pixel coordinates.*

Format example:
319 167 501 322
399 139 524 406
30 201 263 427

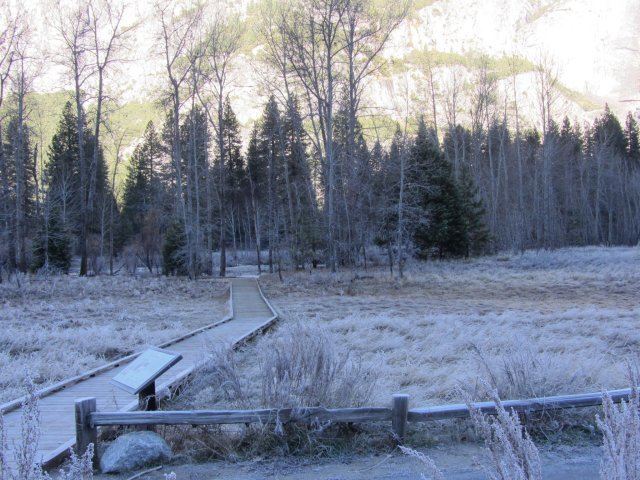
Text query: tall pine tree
411 117 467 258
39 100 111 273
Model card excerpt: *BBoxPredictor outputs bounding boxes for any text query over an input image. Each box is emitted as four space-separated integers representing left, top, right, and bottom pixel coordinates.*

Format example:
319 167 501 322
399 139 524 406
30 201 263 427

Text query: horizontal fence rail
76 388 633 466
91 406 393 427
408 388 632 422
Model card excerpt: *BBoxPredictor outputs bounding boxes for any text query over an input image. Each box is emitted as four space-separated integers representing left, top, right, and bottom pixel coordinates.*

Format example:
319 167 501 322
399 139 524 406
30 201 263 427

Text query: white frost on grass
0 276 228 404
260 246 640 406
325 307 633 404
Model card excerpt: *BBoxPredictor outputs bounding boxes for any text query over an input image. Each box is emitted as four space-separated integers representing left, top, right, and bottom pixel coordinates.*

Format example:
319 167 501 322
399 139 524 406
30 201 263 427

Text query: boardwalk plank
3 277 276 472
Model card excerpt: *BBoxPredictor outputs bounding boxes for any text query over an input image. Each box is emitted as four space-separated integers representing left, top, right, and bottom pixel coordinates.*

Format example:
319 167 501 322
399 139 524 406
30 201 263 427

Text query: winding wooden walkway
1 277 277 470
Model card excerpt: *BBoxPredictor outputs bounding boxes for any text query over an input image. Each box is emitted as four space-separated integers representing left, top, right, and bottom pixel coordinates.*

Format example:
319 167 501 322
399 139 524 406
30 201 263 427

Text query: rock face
100 431 172 473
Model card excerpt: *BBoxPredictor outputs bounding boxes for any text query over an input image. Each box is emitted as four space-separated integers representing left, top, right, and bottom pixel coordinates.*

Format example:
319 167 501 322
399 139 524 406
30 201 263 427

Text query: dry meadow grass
256 246 640 407
0 275 228 404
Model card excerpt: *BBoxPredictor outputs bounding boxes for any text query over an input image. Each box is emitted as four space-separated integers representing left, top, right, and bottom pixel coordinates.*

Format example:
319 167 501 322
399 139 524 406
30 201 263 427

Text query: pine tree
333 97 373 265
162 220 187 276
459 166 489 256
411 117 467 258
221 100 245 259
44 101 111 248
31 209 72 273
624 112 640 165
283 96 319 268
374 127 403 255
1 114 36 272
246 125 266 270
45 101 81 232
120 121 166 259
253 96 283 272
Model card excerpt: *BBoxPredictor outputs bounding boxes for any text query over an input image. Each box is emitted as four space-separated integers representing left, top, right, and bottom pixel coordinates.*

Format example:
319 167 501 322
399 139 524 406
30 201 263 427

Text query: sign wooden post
110 348 182 411
138 382 157 411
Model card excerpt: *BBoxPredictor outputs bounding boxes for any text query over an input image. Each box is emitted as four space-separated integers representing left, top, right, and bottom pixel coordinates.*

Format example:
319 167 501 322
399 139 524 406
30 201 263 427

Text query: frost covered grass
178 321 377 411
164 246 640 460
0 378 94 479
259 246 640 407
596 365 640 479
165 322 379 460
0 276 228 404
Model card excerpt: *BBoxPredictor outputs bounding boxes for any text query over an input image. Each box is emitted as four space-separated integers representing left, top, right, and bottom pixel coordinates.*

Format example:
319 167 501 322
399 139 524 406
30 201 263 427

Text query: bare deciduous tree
156 0 203 278
52 0 94 275
0 0 21 279
195 11 242 277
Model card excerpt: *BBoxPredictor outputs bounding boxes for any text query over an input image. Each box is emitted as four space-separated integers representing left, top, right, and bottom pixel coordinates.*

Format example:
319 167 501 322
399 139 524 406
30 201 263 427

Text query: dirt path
89 444 601 479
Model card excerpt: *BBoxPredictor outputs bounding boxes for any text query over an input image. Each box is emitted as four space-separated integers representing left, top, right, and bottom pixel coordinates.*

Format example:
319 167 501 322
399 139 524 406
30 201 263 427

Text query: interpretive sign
110 348 183 395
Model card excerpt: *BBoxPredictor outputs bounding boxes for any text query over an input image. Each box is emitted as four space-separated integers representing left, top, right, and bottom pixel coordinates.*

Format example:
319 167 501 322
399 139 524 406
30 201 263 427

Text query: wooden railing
76 388 633 465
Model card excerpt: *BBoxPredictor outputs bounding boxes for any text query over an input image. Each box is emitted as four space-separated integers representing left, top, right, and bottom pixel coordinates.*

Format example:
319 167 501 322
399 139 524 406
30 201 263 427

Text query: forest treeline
1 0 639 279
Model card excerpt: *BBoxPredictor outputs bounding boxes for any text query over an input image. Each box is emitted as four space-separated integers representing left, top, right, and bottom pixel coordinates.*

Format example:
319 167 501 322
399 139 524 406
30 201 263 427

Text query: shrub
162 222 186 276
465 382 541 480
597 367 640 480
259 322 377 408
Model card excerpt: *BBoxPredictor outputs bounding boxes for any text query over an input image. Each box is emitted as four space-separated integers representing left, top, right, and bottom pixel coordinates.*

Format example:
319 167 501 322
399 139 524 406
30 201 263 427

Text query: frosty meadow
2 0 640 476
2 246 640 478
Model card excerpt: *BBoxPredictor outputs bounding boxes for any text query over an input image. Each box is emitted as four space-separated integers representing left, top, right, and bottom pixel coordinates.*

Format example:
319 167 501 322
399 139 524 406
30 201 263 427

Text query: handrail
76 388 633 464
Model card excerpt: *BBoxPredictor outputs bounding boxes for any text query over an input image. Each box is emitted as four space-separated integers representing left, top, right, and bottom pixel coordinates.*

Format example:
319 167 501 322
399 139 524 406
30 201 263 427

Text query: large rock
100 431 172 473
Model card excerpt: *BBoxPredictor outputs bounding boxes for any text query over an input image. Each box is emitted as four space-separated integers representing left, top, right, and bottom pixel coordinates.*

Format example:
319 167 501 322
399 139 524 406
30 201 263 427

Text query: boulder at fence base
100 431 172 473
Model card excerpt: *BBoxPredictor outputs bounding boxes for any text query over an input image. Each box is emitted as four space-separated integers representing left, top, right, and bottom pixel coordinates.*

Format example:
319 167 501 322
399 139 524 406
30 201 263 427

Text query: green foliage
45 101 112 239
21 92 161 194
459 167 490 256
26 91 74 158
108 101 163 188
625 112 640 164
162 221 187 276
411 118 468 258
555 84 599 112
589 104 627 156
120 121 166 244
373 126 404 250
31 211 72 273
442 124 489 256
406 50 537 80
222 100 246 201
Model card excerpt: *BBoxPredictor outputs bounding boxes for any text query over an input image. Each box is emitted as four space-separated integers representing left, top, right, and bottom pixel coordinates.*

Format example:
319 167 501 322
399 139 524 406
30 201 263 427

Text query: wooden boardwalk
1 277 277 470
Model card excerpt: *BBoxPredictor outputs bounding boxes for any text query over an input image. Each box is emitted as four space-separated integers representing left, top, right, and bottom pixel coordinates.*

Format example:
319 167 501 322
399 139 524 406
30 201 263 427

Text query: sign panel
110 347 183 395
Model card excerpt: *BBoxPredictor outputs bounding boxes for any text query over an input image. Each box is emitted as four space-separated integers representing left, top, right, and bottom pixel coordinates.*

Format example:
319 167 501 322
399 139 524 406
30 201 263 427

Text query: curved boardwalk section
1 277 276 470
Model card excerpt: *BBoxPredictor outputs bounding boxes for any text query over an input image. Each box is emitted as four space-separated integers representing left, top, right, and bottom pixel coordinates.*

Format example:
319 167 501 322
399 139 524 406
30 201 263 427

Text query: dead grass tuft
597 364 640 479
260 321 377 409
166 321 379 460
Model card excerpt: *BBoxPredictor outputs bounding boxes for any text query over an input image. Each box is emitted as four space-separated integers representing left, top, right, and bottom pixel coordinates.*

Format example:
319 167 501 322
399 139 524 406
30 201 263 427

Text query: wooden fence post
75 397 99 469
392 394 409 444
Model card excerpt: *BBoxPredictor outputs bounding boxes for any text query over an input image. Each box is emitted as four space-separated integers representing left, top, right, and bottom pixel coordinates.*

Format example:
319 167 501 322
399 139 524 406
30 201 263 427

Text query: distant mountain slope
26 0 640 158
390 0 640 117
